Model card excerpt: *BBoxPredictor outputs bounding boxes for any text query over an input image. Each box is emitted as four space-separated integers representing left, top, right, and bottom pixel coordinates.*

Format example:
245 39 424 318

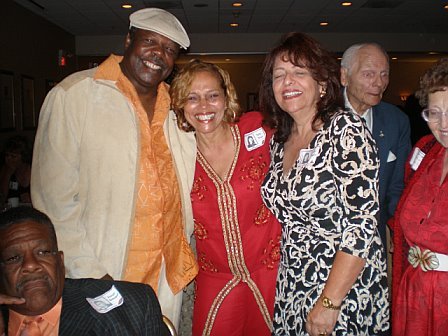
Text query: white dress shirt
343 88 373 132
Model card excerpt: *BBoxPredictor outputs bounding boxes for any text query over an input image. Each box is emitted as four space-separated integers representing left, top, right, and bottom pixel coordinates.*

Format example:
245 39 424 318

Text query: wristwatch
321 295 341 310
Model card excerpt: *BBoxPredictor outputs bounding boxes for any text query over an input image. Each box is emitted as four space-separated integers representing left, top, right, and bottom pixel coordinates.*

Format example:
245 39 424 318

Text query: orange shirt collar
9 298 62 336
93 54 170 112
94 54 123 81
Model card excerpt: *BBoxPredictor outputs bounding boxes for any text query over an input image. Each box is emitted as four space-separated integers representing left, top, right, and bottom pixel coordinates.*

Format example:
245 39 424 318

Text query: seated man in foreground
0 206 166 335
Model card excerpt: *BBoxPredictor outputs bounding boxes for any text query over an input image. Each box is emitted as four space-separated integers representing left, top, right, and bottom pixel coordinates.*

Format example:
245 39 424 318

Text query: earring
182 121 192 131
320 89 326 98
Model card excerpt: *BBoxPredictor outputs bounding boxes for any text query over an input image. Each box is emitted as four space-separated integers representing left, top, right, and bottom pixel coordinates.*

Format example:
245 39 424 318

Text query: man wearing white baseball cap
31 7 198 330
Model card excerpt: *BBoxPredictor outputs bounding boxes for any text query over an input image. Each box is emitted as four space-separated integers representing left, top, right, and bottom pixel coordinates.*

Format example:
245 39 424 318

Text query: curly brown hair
415 58 448 107
169 59 241 132
258 32 343 143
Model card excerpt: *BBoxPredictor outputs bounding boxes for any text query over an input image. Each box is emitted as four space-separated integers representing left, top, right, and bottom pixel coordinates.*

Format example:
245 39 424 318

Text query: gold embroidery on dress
197 125 273 335
198 252 218 273
192 175 208 201
194 220 208 240
254 203 271 226
261 236 281 270
239 154 267 191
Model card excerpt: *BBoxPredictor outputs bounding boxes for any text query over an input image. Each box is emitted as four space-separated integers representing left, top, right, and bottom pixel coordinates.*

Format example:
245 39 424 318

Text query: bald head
341 43 390 114
341 43 389 74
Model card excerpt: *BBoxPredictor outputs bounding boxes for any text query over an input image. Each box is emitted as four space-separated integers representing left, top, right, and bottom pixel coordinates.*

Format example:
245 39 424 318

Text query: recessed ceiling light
320 22 329 26
391 57 398 60
225 58 231 61
233 2 243 7
230 23 239 27
341 2 352 6
429 51 439 54
444 5 448 9
121 4 132 9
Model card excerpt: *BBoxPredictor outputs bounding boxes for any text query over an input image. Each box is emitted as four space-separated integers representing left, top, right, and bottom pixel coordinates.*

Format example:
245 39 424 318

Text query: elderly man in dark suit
341 42 411 250
0 207 167 335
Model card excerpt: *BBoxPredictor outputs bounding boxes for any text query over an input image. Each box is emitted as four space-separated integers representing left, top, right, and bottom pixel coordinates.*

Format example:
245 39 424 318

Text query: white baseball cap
129 8 190 49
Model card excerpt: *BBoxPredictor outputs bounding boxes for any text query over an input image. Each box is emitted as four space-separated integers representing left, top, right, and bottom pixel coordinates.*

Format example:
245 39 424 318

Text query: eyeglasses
421 108 448 123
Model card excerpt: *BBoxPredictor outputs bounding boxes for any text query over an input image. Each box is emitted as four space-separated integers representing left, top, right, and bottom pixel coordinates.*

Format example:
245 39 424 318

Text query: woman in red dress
170 60 281 335
392 58 448 335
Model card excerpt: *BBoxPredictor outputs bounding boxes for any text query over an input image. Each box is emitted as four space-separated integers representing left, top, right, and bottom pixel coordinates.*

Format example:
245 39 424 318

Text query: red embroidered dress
392 135 448 335
191 112 281 336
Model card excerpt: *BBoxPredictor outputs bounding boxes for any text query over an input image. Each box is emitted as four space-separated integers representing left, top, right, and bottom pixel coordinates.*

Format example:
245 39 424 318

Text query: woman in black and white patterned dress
258 32 389 336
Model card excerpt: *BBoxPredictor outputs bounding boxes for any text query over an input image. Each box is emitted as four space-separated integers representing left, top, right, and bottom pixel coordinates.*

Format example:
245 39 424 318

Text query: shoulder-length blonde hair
170 59 241 132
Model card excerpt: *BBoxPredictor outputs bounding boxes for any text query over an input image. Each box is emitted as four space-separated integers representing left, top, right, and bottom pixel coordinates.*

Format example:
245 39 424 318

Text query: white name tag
244 127 266 151
409 147 425 171
298 148 316 165
86 285 124 314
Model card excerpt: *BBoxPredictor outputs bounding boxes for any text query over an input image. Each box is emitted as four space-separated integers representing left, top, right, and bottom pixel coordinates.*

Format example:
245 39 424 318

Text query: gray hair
341 42 389 73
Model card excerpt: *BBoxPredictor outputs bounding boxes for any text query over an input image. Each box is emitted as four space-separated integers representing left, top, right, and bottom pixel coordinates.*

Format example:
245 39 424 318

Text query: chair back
162 315 178 336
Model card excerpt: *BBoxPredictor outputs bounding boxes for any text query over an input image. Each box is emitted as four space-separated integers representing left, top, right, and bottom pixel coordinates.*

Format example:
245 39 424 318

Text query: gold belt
408 245 448 272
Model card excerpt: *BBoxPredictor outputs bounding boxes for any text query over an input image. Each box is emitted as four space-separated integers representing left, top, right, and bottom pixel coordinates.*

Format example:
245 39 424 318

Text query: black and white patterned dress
261 111 389 335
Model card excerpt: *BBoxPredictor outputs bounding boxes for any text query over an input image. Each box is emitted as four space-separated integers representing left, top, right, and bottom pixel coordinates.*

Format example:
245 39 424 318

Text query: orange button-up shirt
95 56 197 294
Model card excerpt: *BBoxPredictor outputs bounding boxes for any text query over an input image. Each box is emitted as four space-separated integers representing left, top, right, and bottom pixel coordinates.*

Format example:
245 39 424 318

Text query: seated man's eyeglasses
421 108 448 123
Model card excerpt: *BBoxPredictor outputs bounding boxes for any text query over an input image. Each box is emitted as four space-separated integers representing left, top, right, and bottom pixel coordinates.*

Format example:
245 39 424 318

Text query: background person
170 59 281 335
403 93 431 145
0 206 166 336
0 136 32 206
30 8 198 328
340 42 411 250
391 58 448 336
259 32 389 335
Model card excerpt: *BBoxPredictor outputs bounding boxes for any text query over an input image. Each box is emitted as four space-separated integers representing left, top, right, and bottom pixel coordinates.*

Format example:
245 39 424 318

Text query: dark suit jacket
2 278 166 336
372 101 411 246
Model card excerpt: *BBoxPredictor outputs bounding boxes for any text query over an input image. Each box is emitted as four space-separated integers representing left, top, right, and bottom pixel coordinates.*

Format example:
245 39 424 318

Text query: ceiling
14 0 448 37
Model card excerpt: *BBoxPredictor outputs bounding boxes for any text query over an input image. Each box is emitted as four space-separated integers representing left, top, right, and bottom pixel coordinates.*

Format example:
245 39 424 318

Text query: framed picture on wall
0 71 16 131
21 75 36 130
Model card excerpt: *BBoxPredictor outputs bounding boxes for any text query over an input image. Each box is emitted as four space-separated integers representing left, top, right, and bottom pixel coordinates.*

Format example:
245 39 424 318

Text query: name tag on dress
298 148 317 166
409 147 425 171
244 127 266 151
86 285 124 313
